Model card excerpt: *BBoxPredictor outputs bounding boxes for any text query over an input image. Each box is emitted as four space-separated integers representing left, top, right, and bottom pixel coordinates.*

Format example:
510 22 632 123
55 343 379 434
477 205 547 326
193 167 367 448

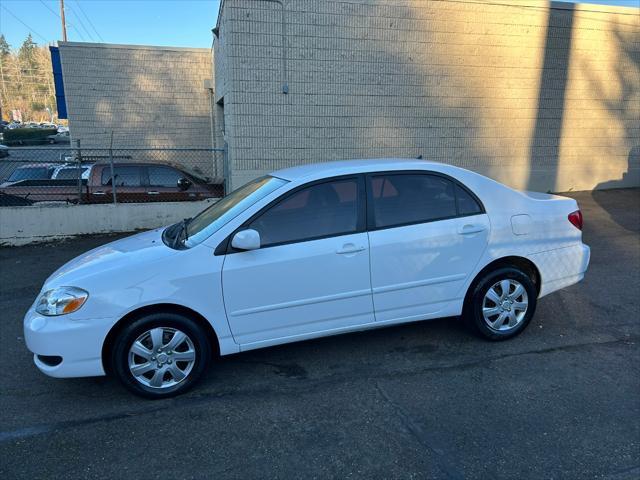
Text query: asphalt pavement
1 188 638 479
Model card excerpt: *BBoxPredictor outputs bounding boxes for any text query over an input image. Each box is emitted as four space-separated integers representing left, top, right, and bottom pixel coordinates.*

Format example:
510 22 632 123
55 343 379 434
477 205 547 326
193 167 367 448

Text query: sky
0 0 637 50
0 0 221 49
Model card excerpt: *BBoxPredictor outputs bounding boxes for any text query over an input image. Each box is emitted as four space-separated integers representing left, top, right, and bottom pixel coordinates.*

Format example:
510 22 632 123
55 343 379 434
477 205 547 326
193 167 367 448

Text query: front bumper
23 307 116 378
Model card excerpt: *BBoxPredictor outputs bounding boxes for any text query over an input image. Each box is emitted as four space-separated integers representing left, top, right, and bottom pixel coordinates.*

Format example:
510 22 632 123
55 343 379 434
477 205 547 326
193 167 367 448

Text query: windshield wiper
172 217 191 249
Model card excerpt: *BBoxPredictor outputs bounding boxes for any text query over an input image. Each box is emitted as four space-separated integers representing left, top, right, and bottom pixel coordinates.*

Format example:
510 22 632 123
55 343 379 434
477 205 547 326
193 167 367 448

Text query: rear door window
368 174 457 229
102 166 143 187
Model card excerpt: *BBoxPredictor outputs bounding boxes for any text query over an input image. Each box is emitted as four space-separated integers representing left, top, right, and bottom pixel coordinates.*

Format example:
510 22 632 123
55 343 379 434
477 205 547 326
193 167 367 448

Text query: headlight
35 287 89 316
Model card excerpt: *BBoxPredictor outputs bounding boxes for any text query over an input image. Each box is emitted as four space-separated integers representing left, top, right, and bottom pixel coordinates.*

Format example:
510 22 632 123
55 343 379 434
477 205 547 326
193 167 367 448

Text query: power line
67 4 95 41
72 0 105 42
69 24 87 41
1 6 51 43
38 0 60 19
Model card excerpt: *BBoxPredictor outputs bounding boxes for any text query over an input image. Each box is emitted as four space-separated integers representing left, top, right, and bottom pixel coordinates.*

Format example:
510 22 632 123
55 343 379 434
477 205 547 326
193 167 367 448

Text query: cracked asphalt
1 189 638 479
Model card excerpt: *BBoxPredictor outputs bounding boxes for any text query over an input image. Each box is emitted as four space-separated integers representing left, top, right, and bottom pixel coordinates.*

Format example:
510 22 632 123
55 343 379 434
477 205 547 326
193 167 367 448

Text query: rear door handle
147 191 160 195
93 191 106 196
458 224 486 235
336 244 366 255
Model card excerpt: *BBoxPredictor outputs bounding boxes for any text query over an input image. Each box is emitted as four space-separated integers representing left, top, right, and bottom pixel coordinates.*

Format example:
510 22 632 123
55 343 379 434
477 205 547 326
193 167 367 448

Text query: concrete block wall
59 42 216 149
215 0 640 192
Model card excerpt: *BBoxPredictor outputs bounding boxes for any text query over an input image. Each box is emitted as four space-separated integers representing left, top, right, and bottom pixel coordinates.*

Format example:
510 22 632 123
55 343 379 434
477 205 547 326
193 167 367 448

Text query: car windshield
8 167 53 182
183 175 288 248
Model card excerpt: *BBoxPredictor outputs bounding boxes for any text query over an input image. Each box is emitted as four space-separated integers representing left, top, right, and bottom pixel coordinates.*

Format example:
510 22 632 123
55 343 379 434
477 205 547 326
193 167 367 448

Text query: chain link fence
0 146 226 206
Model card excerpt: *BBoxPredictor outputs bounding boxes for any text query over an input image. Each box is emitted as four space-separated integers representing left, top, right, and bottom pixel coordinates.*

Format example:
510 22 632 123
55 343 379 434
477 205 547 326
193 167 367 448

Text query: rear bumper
531 243 590 298
23 308 115 378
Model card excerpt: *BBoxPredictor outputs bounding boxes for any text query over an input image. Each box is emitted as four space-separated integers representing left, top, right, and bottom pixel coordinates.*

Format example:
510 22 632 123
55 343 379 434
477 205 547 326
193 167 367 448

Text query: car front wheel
465 267 537 341
111 312 212 398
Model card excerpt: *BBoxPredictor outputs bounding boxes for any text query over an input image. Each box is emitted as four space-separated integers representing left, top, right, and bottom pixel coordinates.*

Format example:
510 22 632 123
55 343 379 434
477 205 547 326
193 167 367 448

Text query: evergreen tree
1 35 58 122
19 34 38 71
0 35 10 59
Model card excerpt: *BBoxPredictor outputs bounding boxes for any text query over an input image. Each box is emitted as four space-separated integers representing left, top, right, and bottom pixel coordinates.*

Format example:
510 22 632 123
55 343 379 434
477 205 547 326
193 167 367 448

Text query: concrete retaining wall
0 200 217 246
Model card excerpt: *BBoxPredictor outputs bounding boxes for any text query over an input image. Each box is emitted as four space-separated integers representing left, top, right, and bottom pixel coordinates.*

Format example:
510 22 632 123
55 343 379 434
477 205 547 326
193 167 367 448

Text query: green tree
0 35 10 58
1 35 58 122
19 33 38 71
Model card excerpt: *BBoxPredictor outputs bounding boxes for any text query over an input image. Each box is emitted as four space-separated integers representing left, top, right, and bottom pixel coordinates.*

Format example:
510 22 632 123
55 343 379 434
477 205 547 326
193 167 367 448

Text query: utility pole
60 0 68 41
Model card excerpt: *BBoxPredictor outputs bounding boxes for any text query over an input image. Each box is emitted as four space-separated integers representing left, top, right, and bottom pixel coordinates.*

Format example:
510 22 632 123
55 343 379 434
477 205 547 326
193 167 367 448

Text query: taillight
568 210 583 230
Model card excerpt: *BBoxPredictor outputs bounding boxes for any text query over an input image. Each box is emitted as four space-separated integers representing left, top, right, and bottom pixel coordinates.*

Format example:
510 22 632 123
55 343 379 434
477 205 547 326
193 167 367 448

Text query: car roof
272 158 463 182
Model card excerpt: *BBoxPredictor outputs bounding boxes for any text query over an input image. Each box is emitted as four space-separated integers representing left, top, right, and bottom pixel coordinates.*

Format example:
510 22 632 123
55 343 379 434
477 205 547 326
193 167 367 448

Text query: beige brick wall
215 0 640 192
59 42 215 149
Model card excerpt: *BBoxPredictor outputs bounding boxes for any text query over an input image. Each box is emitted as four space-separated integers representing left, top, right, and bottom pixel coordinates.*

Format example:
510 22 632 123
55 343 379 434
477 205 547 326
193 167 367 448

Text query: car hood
44 228 176 288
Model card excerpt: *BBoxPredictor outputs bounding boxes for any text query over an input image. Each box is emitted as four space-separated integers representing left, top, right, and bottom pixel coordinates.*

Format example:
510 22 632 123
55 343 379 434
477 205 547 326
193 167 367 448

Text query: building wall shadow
527 3 574 192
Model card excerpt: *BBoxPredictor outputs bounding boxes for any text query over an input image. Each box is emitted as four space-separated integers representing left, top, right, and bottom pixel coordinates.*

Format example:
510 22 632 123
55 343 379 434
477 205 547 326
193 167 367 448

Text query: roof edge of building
58 41 209 54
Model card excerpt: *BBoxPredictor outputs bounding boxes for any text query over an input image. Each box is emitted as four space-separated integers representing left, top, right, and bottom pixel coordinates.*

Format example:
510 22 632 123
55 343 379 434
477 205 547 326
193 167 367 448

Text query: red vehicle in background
0 162 223 205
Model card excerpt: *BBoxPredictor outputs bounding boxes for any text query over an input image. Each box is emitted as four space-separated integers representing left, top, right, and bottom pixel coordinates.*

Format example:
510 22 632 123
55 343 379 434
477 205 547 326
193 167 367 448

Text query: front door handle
93 191 106 196
336 244 366 255
147 191 160 195
458 224 486 235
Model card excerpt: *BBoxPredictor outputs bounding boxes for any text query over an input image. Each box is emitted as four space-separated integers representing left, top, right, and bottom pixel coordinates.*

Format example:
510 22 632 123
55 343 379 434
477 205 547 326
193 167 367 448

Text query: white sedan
24 159 590 398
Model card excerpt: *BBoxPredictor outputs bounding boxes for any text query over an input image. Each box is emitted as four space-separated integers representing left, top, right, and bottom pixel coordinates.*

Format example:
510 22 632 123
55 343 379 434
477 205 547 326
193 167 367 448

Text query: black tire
464 267 537 341
111 312 212 399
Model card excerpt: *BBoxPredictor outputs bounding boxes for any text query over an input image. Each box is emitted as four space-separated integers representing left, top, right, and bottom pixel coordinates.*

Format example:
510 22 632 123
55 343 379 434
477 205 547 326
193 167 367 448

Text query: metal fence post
76 139 83 204
109 131 117 204
223 141 230 195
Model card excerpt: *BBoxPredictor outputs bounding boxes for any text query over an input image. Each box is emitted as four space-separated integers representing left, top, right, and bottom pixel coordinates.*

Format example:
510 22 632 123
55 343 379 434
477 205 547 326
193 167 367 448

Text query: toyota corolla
24 159 590 398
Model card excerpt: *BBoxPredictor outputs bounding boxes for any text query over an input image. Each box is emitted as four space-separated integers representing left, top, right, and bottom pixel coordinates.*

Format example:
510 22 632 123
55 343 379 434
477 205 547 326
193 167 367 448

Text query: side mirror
177 177 192 191
231 229 260 251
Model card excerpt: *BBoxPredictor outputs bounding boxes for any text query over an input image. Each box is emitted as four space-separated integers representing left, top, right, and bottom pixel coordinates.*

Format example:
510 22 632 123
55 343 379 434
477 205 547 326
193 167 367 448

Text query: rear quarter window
455 184 483 216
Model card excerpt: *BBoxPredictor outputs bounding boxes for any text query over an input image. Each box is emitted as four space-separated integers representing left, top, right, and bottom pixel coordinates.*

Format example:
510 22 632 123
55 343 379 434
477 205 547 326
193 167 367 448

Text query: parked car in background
0 162 222 203
0 163 59 187
47 131 70 144
21 159 590 398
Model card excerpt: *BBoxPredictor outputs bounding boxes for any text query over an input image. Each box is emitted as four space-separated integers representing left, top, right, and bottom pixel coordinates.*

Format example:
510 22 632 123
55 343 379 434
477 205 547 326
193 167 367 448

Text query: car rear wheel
465 267 537 340
111 312 211 399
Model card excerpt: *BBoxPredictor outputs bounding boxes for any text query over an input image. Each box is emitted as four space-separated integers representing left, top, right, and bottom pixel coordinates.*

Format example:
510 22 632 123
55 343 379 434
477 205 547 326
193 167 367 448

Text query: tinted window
249 178 360 247
8 167 53 182
369 174 456 228
456 184 482 215
148 166 183 187
101 166 142 187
